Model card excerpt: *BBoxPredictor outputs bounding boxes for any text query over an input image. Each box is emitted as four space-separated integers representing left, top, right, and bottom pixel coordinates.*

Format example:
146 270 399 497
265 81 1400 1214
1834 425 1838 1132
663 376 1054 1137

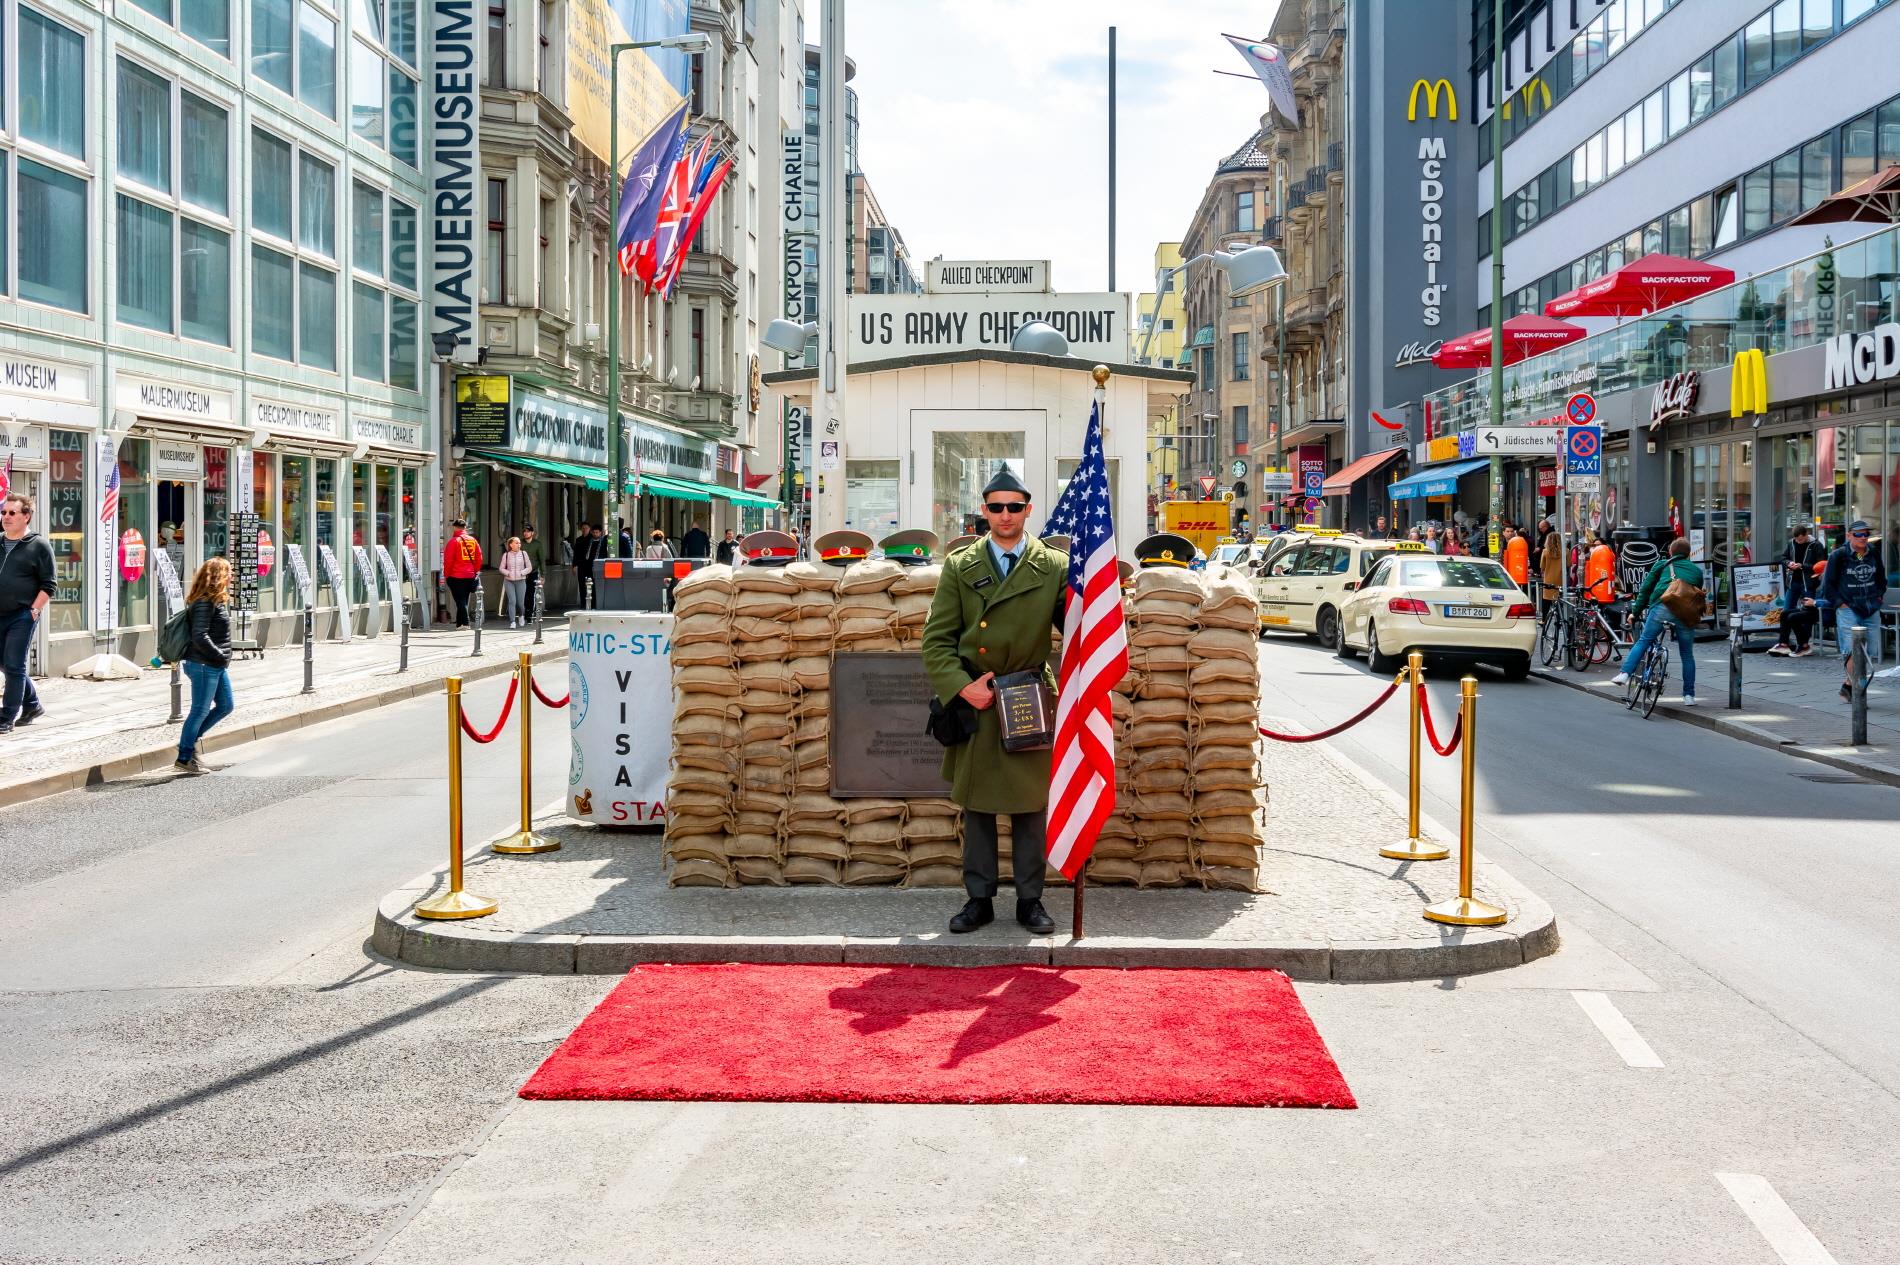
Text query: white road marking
1716 1172 1840 1265
1571 990 1664 1068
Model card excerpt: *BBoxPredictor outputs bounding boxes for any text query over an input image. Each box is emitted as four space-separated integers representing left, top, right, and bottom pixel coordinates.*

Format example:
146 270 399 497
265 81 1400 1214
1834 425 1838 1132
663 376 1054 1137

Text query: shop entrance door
154 476 199 603
908 410 1047 547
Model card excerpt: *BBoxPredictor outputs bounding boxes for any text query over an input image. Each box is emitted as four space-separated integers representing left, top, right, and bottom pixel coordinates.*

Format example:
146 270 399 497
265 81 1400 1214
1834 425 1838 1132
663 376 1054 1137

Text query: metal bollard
471 585 484 657
494 652 559 854
301 603 315 695
414 677 499 920
1423 676 1507 927
1728 624 1743 710
168 661 184 723
1380 651 1449 862
533 574 545 646
1851 626 1869 746
397 592 410 673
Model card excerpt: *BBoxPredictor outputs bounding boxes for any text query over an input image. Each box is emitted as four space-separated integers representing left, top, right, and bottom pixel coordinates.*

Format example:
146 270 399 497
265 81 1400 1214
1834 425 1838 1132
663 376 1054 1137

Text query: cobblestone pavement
389 714 1525 950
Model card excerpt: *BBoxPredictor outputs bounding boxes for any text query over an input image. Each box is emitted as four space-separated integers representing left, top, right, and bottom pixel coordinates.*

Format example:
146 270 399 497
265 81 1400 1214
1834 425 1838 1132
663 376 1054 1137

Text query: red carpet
520 963 1355 1108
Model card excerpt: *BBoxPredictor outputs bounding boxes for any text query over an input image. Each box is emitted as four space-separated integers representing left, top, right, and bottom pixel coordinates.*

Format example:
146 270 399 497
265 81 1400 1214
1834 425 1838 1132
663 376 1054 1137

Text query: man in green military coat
921 466 1067 935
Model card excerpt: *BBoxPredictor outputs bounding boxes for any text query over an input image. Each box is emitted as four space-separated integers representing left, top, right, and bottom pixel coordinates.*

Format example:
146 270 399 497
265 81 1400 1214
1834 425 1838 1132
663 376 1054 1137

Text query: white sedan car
1336 553 1538 680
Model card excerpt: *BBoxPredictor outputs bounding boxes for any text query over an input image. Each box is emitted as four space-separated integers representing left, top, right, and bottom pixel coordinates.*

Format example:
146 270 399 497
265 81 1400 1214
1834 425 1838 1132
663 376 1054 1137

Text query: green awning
715 486 782 509
472 449 607 490
631 473 713 503
1190 324 1216 347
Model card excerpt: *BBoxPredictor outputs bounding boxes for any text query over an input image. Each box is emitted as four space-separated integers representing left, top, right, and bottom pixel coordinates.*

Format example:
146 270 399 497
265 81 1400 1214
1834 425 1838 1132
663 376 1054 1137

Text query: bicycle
1571 600 1628 669
1623 633 1670 719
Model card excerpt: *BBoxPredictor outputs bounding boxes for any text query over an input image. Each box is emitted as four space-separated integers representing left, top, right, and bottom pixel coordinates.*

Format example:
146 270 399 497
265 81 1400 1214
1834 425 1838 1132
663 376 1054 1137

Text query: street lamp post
605 32 709 560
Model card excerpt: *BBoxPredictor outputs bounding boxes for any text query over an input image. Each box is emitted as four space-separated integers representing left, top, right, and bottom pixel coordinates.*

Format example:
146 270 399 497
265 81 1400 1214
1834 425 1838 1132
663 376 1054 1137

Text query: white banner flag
1224 34 1301 127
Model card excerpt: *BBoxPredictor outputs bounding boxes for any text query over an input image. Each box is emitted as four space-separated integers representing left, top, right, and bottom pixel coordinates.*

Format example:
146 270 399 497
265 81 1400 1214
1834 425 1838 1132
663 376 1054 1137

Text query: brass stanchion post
414 677 499 919
1380 652 1449 862
1423 675 1506 927
494 652 559 854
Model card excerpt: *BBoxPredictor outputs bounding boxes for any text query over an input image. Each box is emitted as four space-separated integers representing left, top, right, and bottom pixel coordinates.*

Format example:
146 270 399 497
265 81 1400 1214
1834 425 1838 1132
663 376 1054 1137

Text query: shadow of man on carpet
827 967 1083 1069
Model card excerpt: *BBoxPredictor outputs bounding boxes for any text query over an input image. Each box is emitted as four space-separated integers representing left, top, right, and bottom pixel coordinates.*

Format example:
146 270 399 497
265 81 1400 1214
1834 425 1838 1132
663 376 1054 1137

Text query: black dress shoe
16 702 44 726
1016 899 1056 935
948 897 994 934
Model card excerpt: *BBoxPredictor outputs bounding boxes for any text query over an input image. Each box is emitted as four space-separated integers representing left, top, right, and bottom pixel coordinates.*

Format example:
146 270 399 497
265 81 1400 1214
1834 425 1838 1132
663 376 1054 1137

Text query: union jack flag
1040 401 1129 879
101 461 120 524
634 136 711 290
655 154 733 300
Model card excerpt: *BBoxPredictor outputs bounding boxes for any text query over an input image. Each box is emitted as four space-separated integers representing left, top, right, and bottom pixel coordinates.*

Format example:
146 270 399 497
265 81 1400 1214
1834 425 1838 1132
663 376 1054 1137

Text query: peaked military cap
813 529 874 566
1040 533 1072 554
980 465 1031 498
1117 559 1135 587
739 529 798 566
879 528 939 565
1133 532 1197 569
945 533 982 555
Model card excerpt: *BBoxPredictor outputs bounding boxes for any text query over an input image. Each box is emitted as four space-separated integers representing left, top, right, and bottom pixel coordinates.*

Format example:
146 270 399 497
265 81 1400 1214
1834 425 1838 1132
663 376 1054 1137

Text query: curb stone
1531 665 1900 789
0 645 568 811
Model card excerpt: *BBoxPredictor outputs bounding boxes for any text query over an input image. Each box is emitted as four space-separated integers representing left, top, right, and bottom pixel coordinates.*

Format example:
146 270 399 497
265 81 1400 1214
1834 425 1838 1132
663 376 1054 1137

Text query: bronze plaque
829 652 954 797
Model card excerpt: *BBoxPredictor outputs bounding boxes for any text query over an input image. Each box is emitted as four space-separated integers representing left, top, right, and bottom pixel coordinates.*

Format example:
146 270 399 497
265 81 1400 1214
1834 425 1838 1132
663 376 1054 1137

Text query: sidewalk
372 718 1560 981
0 618 570 807
1534 635 1900 784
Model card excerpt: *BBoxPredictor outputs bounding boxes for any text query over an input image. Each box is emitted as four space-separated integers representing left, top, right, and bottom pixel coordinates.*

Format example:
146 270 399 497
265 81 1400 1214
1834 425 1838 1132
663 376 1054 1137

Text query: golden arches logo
1407 78 1457 122
1500 78 1552 120
1730 349 1768 417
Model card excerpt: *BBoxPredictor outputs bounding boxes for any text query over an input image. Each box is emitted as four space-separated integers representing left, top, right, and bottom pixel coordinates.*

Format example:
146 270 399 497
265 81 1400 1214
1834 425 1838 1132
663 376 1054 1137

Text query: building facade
1134 241 1186 524
1 0 433 672
850 173 919 295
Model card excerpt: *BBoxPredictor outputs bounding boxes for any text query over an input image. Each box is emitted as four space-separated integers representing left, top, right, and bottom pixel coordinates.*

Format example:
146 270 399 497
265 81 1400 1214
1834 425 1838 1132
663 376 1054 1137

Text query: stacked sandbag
663 555 1266 891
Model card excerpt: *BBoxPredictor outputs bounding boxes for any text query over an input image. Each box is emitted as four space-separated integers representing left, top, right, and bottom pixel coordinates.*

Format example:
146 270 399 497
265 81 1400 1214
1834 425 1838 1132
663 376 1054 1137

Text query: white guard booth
566 611 673 826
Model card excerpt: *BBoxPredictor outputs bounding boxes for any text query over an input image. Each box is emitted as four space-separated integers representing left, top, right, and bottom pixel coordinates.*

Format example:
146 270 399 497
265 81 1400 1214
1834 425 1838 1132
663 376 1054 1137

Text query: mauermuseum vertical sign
431 0 480 353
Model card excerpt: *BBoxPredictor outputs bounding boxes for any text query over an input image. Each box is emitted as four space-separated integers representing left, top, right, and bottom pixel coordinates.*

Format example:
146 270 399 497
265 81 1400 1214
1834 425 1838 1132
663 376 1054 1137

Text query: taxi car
1335 549 1537 679
1211 541 1268 569
1253 530 1404 648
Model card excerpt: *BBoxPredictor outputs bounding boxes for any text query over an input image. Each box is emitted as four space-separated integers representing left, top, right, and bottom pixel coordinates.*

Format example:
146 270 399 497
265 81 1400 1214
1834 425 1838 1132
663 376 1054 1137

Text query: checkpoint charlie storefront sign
849 292 1128 363
252 399 341 441
495 386 718 483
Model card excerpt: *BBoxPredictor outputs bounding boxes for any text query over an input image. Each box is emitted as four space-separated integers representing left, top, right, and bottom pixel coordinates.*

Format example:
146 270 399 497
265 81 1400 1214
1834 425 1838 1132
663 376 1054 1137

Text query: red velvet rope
529 673 569 709
1258 677 1403 743
1416 679 1463 757
459 676 519 744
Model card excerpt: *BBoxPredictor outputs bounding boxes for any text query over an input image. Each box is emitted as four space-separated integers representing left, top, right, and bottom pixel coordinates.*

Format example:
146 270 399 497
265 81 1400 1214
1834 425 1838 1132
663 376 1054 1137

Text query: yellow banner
1426 435 1461 462
567 0 687 168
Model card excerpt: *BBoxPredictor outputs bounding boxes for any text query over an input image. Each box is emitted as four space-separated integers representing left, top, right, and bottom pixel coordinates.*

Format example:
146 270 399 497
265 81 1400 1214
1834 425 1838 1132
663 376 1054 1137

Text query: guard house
763 349 1193 547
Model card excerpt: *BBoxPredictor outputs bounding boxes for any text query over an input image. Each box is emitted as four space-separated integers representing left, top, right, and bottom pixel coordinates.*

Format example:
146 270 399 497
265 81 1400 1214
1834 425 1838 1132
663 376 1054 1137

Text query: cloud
839 0 1280 293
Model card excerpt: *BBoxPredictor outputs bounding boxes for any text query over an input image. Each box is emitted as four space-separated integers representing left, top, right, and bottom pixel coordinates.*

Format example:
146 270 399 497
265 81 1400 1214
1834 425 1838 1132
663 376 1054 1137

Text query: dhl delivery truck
1156 501 1227 562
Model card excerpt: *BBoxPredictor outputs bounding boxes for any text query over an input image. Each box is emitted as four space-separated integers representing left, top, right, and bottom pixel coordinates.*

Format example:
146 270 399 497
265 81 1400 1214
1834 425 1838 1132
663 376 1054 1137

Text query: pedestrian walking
1612 537 1705 705
681 517 711 560
0 492 55 734
521 525 546 615
642 529 674 560
920 466 1065 937
1540 526 1564 604
498 536 532 628
442 519 483 627
174 556 237 774
715 529 738 566
1819 518 1887 702
1767 522 1824 657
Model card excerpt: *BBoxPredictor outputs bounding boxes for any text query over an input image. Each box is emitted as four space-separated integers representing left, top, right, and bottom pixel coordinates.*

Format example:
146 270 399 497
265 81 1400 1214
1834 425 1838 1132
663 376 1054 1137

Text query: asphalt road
1251 629 1900 1101
4 651 1899 1263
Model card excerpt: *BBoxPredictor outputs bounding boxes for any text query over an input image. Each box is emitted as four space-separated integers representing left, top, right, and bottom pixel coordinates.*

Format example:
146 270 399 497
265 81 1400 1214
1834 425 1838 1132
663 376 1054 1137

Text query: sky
841 0 1284 297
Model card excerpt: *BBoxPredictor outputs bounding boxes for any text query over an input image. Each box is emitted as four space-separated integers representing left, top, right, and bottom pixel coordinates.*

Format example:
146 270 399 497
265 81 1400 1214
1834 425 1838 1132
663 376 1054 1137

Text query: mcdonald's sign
1407 78 1457 122
1730 349 1769 417
1500 77 1552 119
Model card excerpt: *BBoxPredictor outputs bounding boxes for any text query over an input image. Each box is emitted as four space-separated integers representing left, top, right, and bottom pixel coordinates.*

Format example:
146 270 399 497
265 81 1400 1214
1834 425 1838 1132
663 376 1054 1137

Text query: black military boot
948 897 995 933
1016 899 1055 935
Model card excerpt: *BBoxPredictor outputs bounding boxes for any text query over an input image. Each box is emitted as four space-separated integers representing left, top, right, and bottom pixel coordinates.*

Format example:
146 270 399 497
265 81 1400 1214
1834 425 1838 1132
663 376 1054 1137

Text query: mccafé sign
1649 371 1698 429
1821 322 1900 392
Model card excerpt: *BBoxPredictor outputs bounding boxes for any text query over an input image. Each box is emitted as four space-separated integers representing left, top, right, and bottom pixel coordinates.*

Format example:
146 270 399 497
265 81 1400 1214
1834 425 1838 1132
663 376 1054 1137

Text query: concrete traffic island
371 731 1559 981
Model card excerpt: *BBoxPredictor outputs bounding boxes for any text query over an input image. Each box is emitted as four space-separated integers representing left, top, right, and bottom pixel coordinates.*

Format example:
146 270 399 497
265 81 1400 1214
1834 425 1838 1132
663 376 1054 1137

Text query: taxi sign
1304 528 1344 537
1391 541 1429 552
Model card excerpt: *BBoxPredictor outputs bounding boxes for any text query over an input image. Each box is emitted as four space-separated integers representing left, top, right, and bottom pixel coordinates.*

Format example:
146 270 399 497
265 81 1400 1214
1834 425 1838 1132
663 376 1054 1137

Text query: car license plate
1444 604 1491 619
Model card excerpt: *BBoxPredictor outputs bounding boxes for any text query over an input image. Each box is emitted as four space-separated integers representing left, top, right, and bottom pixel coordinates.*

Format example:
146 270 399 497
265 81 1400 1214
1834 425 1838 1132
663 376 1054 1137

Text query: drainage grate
1792 771 1871 784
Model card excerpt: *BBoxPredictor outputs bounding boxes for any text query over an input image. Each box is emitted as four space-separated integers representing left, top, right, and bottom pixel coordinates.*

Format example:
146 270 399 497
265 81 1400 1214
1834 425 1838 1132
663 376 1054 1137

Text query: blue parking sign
1564 425 1601 478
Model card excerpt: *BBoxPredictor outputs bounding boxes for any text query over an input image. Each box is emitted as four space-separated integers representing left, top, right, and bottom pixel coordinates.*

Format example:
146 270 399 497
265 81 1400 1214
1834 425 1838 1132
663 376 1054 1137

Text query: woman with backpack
174 556 236 775
1611 536 1705 706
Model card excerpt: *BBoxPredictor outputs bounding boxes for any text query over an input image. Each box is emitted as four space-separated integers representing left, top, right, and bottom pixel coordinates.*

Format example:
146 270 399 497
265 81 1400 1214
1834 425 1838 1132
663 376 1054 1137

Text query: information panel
829 652 954 797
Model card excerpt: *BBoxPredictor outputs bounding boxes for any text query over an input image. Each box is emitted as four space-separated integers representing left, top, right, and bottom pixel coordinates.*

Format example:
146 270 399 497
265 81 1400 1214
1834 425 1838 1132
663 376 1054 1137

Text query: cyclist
1612 536 1704 706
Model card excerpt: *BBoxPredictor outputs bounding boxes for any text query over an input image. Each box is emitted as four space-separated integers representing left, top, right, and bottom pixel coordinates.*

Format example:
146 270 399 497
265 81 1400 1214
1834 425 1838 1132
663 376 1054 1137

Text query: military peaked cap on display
981 465 1032 498
813 529 874 566
1117 559 1135 587
879 528 939 564
945 533 982 555
1040 534 1072 554
1133 533 1197 569
739 529 798 565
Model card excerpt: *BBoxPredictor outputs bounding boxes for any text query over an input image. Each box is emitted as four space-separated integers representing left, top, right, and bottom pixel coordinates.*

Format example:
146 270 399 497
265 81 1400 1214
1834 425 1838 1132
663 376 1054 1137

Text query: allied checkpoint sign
567 611 672 826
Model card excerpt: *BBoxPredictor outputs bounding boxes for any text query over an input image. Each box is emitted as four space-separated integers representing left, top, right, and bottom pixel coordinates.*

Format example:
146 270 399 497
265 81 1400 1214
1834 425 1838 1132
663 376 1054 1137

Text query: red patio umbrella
1431 314 1587 369
1543 253 1736 319
1788 164 1900 225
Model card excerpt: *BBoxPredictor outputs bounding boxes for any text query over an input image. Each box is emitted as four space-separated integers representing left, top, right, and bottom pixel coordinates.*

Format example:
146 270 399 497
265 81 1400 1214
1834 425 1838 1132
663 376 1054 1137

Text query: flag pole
1072 366 1114 941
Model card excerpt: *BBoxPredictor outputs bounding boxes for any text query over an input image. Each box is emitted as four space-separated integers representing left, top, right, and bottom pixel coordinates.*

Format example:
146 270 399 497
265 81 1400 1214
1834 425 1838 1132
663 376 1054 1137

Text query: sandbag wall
662 559 1266 891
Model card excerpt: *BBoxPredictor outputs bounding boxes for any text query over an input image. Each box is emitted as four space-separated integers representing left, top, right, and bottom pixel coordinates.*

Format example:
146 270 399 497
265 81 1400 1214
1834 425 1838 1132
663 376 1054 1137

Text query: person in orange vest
442 518 484 628
1583 533 1617 603
1502 522 1530 589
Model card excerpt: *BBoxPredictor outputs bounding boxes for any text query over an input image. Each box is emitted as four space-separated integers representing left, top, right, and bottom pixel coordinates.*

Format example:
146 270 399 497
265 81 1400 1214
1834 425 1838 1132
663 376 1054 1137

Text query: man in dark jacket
1768 522 1825 656
680 517 711 560
0 492 55 733
714 529 738 566
1820 519 1888 701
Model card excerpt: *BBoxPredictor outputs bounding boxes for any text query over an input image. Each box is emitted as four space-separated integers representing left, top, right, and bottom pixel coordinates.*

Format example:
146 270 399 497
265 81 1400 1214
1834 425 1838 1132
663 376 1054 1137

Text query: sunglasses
1850 530 1870 538
0 509 24 517
985 501 1028 514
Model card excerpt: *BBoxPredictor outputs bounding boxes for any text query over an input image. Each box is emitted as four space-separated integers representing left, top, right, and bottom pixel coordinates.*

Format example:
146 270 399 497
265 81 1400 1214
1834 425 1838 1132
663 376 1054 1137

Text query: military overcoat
920 536 1068 813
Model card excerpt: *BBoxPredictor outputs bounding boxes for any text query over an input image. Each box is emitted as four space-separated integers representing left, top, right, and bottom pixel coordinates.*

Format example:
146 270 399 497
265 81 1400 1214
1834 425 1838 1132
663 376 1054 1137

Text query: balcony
1259 215 1282 242
1285 185 1307 213
1286 286 1327 328
1327 141 1344 173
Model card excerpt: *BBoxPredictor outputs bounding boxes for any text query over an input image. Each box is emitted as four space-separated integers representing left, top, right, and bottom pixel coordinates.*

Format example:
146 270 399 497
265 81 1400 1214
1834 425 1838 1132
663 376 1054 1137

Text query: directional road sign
1475 427 1562 455
1257 470 1294 493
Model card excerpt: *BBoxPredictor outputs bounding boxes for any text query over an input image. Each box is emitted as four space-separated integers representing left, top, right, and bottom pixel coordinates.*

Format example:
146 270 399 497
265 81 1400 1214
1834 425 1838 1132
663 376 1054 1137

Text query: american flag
0 451 12 501
101 461 120 524
1040 401 1129 879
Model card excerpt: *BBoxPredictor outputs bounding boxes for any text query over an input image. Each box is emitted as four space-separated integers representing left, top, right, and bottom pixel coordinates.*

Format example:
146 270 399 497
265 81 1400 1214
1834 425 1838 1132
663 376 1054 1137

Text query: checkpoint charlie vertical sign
430 0 480 354
567 612 673 825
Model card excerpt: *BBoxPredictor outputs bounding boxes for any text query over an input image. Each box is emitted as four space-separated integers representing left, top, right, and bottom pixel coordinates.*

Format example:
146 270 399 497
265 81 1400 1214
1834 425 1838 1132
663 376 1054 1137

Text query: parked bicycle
1539 592 1628 671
